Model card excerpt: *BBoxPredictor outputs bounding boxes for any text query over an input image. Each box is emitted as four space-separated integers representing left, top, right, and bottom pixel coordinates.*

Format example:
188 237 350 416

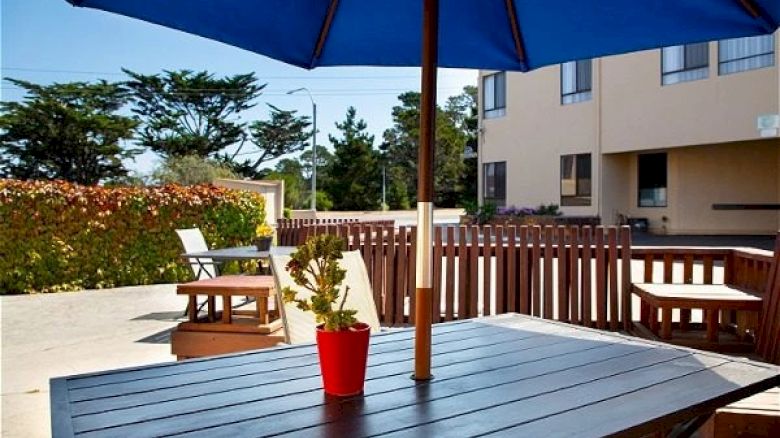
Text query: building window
661 42 709 85
561 59 592 105
482 72 506 119
719 35 775 75
638 153 667 207
560 153 591 206
483 161 506 206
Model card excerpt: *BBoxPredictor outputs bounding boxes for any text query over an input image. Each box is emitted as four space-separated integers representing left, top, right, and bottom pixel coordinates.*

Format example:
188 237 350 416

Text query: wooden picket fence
276 218 395 246
304 223 633 331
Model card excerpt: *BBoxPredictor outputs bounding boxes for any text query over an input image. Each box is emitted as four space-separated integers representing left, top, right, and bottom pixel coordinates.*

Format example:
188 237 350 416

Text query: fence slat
644 254 654 283
703 255 714 284
384 227 396 326
663 253 674 284
495 225 505 315
445 226 456 321
582 226 592 327
543 226 554 320
519 226 530 315
569 226 580 325
372 226 384 320
620 226 632 332
595 226 607 330
469 226 479 318
608 227 619 331
531 226 542 317
482 226 492 317
432 226 443 323
362 225 372 273
458 226 468 319
683 254 694 284
557 226 569 322
408 226 417 325
507 226 517 313
396 226 408 325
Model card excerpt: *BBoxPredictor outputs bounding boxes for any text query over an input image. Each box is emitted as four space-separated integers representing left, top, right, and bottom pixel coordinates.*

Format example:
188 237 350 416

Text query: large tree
445 85 478 205
222 104 311 178
124 69 264 157
323 107 381 211
381 88 470 208
300 144 333 181
0 78 139 185
265 158 307 209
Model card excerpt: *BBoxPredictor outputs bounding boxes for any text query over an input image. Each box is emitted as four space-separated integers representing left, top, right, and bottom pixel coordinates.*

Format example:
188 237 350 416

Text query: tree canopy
381 86 475 208
0 78 139 185
124 69 264 157
323 107 381 211
222 104 311 178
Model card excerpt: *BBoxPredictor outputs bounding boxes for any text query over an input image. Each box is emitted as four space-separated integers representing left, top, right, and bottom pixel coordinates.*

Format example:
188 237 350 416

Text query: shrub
0 179 266 294
152 154 239 186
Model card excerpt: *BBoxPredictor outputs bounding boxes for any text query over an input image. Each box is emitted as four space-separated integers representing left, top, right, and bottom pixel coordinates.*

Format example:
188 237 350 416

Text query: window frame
560 59 593 105
661 42 710 85
637 153 668 208
482 72 506 119
718 35 775 75
560 153 592 207
483 161 507 207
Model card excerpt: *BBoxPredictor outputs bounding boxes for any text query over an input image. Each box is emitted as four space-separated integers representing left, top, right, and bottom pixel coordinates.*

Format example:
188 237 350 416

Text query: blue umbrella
67 0 780 380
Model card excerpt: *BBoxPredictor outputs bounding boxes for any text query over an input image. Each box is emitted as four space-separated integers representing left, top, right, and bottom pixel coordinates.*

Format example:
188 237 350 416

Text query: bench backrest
756 234 780 364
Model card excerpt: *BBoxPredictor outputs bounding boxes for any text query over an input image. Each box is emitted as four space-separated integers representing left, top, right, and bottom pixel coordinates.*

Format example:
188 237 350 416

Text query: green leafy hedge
0 179 266 294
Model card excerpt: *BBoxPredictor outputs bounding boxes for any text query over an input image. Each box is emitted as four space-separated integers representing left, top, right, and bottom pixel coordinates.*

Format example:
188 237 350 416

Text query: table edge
50 377 75 438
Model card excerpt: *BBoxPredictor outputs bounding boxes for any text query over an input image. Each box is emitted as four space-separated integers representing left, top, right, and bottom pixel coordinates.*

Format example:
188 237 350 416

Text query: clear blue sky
1 0 477 175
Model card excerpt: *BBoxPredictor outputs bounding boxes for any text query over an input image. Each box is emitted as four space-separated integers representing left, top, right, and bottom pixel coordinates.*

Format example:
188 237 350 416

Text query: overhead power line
0 66 422 81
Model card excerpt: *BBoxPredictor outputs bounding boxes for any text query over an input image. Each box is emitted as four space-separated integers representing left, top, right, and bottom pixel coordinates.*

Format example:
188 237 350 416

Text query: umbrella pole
414 0 438 381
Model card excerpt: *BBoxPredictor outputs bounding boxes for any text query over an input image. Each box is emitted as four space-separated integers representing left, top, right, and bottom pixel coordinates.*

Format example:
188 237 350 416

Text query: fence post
620 226 632 332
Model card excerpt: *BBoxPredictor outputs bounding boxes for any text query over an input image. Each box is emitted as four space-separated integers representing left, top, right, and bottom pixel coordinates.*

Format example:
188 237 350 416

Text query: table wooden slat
72 326 616 436
51 314 780 438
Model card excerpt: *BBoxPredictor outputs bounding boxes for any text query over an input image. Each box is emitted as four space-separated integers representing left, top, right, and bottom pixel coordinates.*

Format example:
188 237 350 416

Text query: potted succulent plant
253 223 274 251
281 235 370 396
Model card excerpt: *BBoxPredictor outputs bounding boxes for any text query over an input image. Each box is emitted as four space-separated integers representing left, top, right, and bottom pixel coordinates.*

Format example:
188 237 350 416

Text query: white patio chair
176 228 218 280
270 250 382 344
176 228 223 317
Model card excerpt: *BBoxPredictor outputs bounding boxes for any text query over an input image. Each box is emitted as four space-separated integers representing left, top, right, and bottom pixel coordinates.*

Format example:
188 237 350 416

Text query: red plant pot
316 322 370 396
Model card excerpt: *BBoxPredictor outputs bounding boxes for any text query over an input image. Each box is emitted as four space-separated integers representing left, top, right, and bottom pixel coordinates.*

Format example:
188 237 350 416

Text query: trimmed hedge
0 179 266 294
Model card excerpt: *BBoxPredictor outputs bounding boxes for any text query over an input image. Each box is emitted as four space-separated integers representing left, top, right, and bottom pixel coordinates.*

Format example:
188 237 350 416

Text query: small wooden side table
172 275 285 359
632 283 762 351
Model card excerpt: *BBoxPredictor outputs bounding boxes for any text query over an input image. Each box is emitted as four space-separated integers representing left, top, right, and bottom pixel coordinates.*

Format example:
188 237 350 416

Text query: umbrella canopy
67 0 780 380
68 0 778 71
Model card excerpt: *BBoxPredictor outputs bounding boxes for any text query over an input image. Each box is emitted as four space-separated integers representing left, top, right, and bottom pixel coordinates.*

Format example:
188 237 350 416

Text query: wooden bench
632 283 762 349
171 275 285 359
633 234 780 438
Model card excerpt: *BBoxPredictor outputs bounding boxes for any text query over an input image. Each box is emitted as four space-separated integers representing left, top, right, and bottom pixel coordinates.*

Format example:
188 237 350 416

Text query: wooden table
633 283 763 346
51 314 780 438
182 246 271 278
173 275 283 359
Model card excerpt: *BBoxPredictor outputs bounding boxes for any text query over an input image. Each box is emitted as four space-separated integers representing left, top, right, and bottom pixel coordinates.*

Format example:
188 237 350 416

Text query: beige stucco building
478 33 780 235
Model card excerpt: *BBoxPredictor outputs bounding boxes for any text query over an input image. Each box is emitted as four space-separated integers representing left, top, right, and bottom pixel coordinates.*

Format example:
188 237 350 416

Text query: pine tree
323 107 381 211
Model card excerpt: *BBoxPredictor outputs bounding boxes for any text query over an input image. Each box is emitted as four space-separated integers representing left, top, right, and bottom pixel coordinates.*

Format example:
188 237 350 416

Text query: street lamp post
287 87 317 211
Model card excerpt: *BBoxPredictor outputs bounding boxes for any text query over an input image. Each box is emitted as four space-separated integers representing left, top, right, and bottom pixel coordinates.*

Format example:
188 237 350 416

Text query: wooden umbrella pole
413 0 438 381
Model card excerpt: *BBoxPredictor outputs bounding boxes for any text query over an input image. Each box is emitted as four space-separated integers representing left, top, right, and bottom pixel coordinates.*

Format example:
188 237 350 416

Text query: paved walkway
1 285 187 438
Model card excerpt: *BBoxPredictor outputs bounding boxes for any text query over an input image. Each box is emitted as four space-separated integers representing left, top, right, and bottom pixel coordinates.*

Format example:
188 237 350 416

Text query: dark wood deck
51 314 780 437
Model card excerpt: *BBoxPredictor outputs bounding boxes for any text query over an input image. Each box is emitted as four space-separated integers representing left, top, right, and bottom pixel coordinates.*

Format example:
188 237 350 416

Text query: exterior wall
479 33 780 234
617 141 780 235
478 65 600 217
600 42 779 153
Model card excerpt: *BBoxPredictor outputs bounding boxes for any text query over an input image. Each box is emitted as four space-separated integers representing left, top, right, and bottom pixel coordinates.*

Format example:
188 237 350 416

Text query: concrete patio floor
1 285 188 438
